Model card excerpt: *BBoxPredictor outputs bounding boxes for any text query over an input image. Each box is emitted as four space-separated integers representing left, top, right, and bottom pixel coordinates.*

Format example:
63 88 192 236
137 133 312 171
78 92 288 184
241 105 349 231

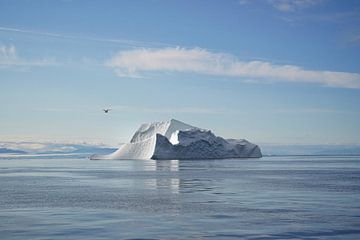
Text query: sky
0 0 360 146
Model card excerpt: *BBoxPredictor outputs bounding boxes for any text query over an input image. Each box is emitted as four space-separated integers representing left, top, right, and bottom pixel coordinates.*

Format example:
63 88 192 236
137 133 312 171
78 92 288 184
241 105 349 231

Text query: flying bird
103 109 111 113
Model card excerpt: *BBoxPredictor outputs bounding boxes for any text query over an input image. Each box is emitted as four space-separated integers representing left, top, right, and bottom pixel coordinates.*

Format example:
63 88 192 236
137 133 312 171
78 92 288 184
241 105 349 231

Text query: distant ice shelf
91 119 262 160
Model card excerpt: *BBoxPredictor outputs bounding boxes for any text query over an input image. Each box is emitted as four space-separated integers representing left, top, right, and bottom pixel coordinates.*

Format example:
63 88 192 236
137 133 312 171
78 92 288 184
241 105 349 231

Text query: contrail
0 26 176 48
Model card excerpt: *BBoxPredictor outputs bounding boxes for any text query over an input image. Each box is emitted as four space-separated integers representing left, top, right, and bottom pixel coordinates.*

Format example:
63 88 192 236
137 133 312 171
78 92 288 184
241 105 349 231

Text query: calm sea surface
0 155 359 239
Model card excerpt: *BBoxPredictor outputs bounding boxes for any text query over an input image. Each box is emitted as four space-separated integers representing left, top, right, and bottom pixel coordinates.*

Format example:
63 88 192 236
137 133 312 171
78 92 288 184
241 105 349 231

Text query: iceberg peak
129 118 194 144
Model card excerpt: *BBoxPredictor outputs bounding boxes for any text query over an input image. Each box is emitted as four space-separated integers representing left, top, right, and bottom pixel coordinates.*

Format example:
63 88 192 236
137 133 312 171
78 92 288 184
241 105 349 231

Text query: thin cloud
238 0 251 5
280 9 360 24
107 47 360 89
0 26 175 48
0 44 55 67
268 0 324 12
349 33 360 44
111 105 226 114
37 105 226 114
276 107 360 114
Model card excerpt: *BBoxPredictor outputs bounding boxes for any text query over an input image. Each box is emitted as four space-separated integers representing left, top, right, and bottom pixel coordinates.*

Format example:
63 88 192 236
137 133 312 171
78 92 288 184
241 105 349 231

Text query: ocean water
0 155 359 239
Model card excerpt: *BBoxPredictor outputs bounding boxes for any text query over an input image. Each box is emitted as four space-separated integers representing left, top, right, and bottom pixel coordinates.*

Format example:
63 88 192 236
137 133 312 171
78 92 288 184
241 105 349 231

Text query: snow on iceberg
91 119 262 160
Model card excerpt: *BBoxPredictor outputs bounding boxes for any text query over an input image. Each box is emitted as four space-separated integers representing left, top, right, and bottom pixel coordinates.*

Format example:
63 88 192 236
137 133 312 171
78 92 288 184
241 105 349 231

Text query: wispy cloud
276 107 360 115
0 44 55 67
238 0 251 5
279 9 360 25
36 104 226 115
238 0 324 12
111 105 226 114
348 33 360 44
0 26 175 48
107 47 360 89
268 0 324 12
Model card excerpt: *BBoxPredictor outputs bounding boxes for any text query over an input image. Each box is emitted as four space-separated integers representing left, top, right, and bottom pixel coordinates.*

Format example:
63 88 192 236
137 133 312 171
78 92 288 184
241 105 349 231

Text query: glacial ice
91 119 262 160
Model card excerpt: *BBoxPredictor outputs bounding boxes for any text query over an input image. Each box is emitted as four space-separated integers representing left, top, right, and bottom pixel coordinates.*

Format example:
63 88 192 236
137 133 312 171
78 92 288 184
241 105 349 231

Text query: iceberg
91 119 262 160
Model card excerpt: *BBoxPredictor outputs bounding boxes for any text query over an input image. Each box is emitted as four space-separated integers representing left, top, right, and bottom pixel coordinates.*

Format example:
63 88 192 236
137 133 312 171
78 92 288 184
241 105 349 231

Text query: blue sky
0 0 360 146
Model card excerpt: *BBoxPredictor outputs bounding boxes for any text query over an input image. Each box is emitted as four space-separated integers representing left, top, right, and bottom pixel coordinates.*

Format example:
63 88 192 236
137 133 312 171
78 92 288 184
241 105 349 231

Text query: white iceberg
91 119 262 160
